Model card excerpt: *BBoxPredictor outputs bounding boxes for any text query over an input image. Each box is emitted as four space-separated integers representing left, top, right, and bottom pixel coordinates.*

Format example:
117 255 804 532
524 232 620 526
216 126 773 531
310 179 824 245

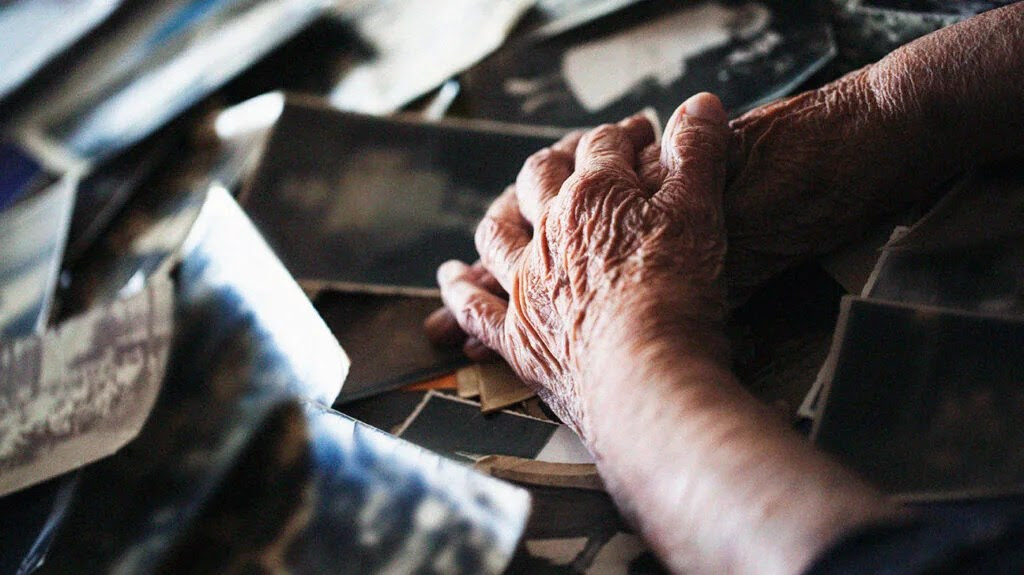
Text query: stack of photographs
810 166 1024 500
0 0 330 320
812 297 1024 500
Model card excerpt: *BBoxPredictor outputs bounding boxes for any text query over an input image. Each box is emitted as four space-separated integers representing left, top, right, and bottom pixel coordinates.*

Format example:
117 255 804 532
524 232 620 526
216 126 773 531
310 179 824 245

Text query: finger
463 337 499 362
575 123 639 176
438 260 508 353
655 92 730 215
616 113 657 159
424 261 506 348
468 260 506 297
475 187 530 291
636 142 666 196
516 130 583 225
424 307 466 347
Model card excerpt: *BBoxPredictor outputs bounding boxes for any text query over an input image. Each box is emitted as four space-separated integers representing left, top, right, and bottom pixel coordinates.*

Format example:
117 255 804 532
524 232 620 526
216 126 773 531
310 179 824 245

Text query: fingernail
681 92 727 123
437 260 466 285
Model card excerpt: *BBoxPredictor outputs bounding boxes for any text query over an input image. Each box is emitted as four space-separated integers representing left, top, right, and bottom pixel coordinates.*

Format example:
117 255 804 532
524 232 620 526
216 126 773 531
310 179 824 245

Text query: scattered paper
473 362 536 413
0 277 173 497
330 0 536 114
396 391 558 461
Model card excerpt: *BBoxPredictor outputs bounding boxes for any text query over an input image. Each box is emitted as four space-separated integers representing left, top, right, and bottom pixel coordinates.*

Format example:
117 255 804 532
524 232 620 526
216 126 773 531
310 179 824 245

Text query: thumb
654 92 730 214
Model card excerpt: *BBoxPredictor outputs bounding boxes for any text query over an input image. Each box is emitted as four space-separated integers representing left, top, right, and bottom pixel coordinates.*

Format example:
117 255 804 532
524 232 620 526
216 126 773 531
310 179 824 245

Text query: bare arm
584 324 894 574
726 2 1024 291
436 93 896 574
428 3 1024 357
432 7 1024 572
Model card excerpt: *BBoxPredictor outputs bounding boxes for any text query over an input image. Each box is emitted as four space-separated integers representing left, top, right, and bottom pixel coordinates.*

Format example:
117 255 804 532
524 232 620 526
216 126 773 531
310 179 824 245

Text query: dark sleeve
803 507 1024 575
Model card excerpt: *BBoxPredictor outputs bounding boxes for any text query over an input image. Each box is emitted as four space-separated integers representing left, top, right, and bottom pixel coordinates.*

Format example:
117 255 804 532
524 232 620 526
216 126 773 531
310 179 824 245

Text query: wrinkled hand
431 94 730 438
432 7 1024 353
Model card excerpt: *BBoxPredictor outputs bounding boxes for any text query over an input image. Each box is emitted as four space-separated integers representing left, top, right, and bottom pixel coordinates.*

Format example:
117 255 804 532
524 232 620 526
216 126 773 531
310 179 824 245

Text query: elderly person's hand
436 93 731 438
429 3 1024 351
424 5 1024 574
435 96 897 575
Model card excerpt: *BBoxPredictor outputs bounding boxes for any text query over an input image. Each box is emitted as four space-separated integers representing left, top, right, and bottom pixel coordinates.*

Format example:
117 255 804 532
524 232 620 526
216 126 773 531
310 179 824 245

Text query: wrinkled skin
436 97 731 436
428 3 1024 411
430 6 1024 574
434 96 901 575
725 4 1024 291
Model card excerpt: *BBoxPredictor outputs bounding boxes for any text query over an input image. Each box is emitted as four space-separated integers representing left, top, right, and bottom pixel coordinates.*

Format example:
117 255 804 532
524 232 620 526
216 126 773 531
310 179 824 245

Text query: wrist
577 299 738 451
579 327 898 575
579 285 731 382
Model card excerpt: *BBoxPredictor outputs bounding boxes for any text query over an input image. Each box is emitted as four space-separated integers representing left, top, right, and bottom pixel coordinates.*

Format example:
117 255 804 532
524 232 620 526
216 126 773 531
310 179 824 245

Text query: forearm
865 1 1024 172
725 2 1024 291
583 332 898 575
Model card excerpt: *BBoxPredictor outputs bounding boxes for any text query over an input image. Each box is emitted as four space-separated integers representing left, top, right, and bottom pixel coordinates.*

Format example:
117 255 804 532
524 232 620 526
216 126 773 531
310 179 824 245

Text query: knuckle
568 170 610 199
564 128 586 142
537 147 561 163
583 123 620 144
571 169 634 201
474 217 496 253
520 148 571 188
474 218 511 264
552 129 585 154
587 156 630 174
523 148 555 173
